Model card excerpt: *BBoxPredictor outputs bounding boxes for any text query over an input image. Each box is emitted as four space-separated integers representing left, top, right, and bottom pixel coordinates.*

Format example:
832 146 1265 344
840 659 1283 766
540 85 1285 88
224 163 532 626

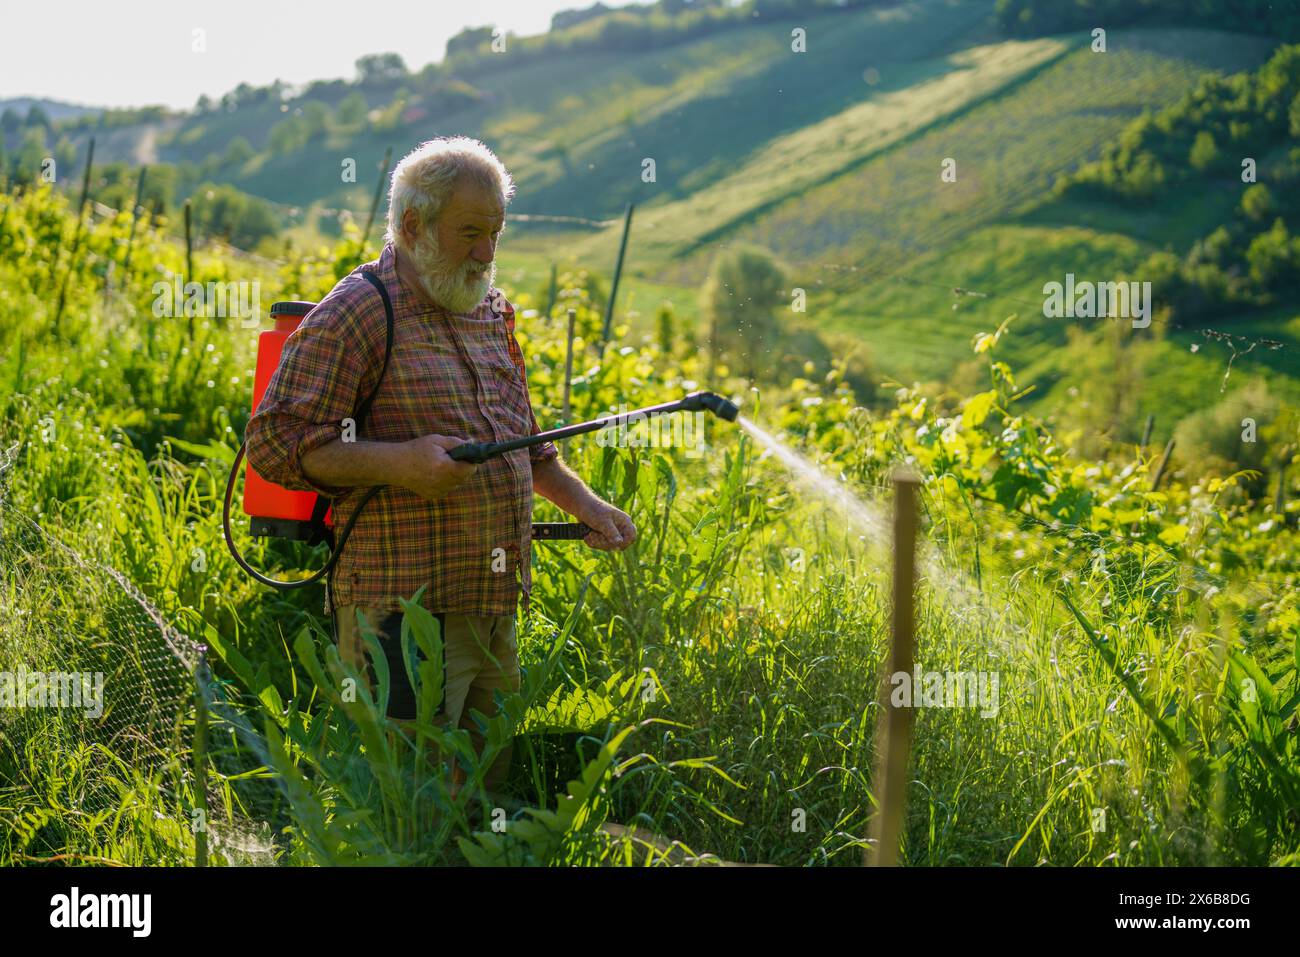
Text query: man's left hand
581 502 637 552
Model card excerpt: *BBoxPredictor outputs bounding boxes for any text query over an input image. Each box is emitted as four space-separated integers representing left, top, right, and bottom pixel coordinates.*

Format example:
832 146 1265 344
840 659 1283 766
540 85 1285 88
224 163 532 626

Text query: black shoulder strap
308 269 395 537
355 269 395 430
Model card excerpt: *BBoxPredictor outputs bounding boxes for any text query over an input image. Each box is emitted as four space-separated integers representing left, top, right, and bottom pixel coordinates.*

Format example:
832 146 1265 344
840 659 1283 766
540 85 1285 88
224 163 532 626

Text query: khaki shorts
331 605 520 729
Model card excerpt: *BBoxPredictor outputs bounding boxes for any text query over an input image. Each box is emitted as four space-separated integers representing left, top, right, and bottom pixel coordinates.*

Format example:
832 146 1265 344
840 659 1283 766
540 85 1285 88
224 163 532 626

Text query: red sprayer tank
243 301 332 539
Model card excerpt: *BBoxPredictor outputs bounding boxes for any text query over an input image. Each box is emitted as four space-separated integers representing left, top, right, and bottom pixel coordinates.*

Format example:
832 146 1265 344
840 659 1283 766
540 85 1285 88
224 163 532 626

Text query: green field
2 1 1298 870
505 27 1289 434
2 187 1297 866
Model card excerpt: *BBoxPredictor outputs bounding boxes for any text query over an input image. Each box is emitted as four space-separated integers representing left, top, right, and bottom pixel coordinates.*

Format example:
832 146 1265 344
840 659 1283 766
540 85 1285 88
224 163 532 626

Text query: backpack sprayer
221 287 739 590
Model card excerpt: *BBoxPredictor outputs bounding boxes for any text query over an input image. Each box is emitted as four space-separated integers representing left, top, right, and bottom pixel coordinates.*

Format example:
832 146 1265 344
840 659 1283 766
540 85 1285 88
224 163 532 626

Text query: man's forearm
531 455 604 520
301 439 412 490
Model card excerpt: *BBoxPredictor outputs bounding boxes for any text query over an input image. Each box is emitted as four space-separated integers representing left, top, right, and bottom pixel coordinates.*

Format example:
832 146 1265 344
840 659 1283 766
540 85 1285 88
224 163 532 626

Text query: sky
0 0 644 110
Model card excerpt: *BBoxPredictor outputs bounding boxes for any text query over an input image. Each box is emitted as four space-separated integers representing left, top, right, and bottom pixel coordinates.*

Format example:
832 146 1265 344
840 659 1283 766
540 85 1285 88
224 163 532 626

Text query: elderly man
245 136 635 797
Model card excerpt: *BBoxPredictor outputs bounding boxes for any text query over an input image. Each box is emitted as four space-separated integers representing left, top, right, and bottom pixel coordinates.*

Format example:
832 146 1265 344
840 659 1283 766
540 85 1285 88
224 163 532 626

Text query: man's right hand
399 434 478 503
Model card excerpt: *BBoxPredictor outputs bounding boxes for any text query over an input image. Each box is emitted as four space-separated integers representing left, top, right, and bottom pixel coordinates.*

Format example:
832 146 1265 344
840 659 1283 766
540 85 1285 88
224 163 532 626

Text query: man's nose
471 234 496 263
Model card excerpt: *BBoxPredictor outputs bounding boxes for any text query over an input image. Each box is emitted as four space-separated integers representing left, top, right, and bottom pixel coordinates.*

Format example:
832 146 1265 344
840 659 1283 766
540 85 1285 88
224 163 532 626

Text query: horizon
0 0 646 111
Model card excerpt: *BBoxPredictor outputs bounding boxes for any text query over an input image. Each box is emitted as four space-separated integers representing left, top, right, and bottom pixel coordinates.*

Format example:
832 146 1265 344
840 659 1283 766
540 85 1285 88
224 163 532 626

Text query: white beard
406 232 495 314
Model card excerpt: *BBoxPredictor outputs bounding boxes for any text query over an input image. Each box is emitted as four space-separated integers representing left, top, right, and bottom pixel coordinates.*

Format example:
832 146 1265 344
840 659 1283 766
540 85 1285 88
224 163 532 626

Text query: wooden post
102 260 114 311
562 307 576 423
600 202 634 347
0 200 11 254
183 199 195 341
706 305 719 387
121 165 147 285
544 262 557 322
1140 414 1154 452
361 146 393 259
867 469 919 867
1151 437 1175 491
193 653 210 867
51 136 95 334
1275 455 1289 524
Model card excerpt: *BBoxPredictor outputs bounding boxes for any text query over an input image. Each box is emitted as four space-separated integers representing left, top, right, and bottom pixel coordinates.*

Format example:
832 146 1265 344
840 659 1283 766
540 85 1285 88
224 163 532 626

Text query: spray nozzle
681 390 740 421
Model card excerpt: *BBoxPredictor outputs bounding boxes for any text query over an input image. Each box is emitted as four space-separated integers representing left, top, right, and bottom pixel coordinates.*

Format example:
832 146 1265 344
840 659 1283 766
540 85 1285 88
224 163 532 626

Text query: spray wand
223 391 739 589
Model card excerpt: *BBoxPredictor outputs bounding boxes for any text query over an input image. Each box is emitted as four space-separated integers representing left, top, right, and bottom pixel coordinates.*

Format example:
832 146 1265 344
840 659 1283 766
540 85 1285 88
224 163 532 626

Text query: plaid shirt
245 242 557 617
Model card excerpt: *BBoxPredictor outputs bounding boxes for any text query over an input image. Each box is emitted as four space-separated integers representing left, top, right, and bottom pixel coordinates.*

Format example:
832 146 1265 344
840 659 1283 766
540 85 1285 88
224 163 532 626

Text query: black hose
221 441 379 590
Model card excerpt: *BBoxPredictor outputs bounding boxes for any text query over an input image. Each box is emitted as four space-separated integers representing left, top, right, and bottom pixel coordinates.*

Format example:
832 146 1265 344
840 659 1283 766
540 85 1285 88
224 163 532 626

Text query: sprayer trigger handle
448 442 493 464
531 522 594 540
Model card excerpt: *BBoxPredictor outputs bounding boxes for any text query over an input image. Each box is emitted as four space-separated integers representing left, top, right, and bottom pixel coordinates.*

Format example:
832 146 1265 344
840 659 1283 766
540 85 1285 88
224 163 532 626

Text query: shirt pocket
484 355 521 407
387 337 473 437
475 332 525 413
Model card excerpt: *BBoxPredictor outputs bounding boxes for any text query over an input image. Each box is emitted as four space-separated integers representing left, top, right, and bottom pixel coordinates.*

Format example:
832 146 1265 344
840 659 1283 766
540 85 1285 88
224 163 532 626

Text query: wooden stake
600 202 634 347
193 653 210 867
1274 455 1288 525
51 136 95 334
867 468 919 867
1140 414 1154 452
562 307 576 422
544 262 557 322
1151 437 1175 491
707 302 719 388
121 165 147 285
361 146 393 259
0 200 11 253
102 260 114 311
184 199 194 340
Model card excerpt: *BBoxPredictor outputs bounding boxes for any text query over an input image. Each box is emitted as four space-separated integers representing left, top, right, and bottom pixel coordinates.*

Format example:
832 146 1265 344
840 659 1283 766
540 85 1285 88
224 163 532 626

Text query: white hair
384 136 515 249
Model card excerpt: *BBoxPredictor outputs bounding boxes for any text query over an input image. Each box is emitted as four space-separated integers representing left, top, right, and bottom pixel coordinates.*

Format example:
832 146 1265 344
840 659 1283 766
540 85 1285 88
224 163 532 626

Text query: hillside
17 1 1295 443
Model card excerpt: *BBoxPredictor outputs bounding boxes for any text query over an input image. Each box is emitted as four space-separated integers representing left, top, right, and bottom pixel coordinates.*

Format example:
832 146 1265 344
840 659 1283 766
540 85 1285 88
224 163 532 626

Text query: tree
655 301 676 355
1189 130 1219 171
301 101 332 140
337 91 368 126
267 115 309 155
16 128 47 180
552 3 611 31
1241 183 1275 222
24 104 51 130
1174 380 1279 493
702 244 787 381
355 53 407 84
0 107 21 134
190 182 280 249
1246 218 1300 293
446 26 494 58
222 136 255 168
53 137 76 178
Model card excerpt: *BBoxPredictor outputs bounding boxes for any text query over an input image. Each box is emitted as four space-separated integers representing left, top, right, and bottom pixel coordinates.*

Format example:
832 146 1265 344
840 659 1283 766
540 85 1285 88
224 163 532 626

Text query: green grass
3 186 1298 866
823 224 1149 382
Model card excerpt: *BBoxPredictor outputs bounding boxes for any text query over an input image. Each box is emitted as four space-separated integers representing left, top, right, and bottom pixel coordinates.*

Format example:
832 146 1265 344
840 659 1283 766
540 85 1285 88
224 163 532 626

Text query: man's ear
400 208 421 245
